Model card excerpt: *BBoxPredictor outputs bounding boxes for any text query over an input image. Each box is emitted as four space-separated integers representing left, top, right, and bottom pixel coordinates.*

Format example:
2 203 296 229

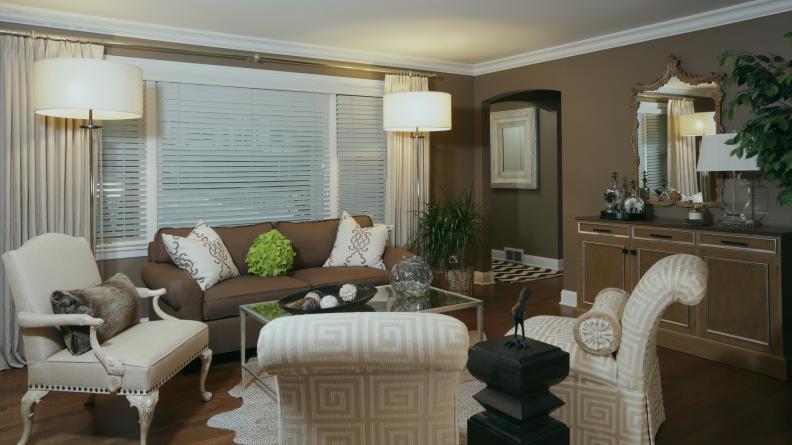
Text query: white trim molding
492 249 563 271
472 0 792 75
0 3 472 75
560 289 578 307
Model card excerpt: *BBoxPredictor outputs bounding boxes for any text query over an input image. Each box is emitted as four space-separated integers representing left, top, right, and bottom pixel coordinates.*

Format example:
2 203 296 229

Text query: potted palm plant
411 189 484 295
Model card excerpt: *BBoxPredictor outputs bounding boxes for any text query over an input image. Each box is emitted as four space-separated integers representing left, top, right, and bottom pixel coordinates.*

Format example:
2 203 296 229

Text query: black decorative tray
600 210 647 221
278 284 378 314
685 219 710 226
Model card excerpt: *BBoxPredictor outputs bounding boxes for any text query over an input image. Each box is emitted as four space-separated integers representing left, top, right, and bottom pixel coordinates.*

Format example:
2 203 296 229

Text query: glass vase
390 256 433 298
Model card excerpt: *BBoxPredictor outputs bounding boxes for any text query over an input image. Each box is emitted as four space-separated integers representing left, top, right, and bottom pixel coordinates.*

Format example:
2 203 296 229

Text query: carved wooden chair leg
199 349 213 401
17 389 48 445
127 390 159 445
84 393 97 407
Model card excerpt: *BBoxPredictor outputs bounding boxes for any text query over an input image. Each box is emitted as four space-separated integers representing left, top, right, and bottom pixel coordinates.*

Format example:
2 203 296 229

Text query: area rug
492 258 562 283
207 363 486 445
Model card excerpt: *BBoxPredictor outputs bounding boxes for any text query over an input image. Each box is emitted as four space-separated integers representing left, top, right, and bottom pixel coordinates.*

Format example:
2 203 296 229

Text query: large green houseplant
719 32 792 204
411 189 484 295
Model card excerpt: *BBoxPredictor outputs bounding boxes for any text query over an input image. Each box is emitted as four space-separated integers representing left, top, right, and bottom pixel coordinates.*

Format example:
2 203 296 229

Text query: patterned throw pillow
324 211 391 270
162 220 239 290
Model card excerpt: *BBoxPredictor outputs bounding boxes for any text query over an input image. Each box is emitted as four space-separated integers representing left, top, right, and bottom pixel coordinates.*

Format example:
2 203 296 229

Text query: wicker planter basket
433 266 474 296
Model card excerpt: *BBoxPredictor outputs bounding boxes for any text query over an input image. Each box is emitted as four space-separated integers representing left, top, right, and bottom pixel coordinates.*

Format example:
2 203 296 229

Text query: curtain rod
0 28 437 78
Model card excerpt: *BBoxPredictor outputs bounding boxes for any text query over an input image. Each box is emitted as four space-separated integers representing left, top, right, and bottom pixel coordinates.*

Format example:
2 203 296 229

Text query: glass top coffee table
239 285 484 389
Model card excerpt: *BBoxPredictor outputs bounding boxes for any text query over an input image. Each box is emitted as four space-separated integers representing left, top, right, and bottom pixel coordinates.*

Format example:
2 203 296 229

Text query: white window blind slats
638 112 668 192
336 95 387 222
156 82 331 228
99 106 147 246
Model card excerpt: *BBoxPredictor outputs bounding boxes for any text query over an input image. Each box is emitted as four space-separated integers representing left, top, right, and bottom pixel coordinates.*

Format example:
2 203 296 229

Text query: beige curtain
384 74 429 247
667 99 698 196
0 36 103 370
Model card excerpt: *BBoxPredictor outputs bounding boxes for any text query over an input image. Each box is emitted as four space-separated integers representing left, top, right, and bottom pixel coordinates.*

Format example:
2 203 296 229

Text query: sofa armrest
257 312 468 375
382 246 414 271
141 262 204 321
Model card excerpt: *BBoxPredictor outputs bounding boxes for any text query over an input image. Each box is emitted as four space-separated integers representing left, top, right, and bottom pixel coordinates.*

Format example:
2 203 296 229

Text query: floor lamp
679 111 716 201
383 91 452 208
33 58 143 251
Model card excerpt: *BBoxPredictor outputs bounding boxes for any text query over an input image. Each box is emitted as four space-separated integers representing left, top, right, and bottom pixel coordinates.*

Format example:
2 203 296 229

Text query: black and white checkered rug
492 259 563 283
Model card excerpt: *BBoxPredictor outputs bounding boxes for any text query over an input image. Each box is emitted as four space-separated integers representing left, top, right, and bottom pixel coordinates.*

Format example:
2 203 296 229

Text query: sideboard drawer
578 222 630 238
634 226 695 245
698 233 777 254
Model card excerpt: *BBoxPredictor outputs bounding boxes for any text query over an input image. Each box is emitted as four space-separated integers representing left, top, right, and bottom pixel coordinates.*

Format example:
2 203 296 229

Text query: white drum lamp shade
383 91 452 132
678 111 716 137
33 58 143 120
697 134 759 172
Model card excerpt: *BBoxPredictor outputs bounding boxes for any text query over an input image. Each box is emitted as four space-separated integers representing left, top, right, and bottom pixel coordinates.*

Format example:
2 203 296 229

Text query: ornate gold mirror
630 55 726 207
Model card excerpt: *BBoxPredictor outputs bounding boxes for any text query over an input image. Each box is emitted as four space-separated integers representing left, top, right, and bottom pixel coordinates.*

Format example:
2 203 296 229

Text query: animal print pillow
162 220 239 290
324 211 391 270
51 273 141 355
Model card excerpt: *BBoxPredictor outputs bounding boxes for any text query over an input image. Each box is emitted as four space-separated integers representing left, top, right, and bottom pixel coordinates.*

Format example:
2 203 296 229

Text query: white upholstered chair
508 254 707 445
257 312 469 445
2 233 213 445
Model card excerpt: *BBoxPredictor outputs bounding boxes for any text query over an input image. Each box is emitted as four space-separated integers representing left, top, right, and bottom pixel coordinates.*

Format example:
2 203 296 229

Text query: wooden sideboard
575 216 792 379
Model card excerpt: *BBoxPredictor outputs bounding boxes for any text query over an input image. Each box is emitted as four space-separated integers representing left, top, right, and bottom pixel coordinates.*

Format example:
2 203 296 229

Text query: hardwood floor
1 277 791 444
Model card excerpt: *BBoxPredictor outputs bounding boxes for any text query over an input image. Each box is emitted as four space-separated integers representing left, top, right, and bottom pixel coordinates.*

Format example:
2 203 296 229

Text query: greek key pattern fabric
324 211 391 270
573 288 629 355
257 313 468 445
511 254 706 445
162 220 239 290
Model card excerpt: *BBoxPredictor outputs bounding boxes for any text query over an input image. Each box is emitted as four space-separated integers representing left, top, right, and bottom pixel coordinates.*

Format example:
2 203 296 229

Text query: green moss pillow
246 230 296 277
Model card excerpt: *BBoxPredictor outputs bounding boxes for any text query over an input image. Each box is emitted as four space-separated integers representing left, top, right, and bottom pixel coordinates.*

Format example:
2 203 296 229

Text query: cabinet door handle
649 233 673 239
622 248 629 255
721 240 749 247
593 228 612 233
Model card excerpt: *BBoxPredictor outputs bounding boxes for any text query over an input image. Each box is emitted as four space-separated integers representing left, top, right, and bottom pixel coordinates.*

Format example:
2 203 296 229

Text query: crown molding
0 3 474 75
472 0 792 75
0 1 790 78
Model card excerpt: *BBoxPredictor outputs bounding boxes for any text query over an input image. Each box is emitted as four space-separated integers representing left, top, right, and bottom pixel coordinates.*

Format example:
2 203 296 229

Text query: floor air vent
504 247 524 263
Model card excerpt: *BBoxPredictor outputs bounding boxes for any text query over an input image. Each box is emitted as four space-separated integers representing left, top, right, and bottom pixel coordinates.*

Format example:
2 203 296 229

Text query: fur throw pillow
50 273 141 355
324 211 391 270
162 220 240 290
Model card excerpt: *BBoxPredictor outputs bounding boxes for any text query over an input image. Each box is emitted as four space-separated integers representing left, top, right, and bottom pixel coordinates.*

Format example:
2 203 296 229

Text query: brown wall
488 102 560 259
472 11 792 292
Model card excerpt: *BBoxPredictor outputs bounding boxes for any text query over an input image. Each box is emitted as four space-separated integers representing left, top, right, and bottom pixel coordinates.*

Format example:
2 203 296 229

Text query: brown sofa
141 216 412 354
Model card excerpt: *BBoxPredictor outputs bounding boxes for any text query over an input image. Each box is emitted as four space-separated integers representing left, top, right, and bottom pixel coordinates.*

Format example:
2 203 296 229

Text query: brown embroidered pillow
50 273 141 355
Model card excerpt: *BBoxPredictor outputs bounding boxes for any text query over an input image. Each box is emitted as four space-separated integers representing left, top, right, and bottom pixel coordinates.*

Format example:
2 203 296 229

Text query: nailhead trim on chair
27 346 210 395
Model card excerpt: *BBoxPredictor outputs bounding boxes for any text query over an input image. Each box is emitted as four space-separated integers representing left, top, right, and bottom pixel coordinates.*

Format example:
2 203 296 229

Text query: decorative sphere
320 295 339 309
391 256 433 298
339 284 357 302
301 298 320 310
305 291 322 303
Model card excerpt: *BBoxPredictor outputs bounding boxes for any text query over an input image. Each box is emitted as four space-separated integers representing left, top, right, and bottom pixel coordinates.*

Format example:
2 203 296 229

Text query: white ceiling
1 0 790 74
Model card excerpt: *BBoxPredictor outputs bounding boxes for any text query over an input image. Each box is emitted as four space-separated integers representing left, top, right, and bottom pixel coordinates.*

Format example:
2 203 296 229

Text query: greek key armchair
507 254 707 445
2 233 213 445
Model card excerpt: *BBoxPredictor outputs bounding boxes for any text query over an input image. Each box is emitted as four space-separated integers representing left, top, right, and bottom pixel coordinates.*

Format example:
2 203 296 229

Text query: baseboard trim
560 289 578 307
474 270 495 286
492 249 563 271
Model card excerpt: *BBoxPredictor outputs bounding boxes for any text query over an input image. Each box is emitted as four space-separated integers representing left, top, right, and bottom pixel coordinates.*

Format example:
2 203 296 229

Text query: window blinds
156 82 331 228
638 113 668 192
336 95 387 222
99 107 147 248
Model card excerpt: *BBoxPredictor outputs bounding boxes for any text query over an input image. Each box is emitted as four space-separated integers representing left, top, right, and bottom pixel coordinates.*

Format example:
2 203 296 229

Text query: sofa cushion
289 266 389 288
277 216 372 269
150 222 274 275
203 275 310 320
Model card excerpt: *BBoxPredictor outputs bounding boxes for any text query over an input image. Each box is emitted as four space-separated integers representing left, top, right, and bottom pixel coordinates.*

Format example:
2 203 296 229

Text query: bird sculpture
505 287 532 348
